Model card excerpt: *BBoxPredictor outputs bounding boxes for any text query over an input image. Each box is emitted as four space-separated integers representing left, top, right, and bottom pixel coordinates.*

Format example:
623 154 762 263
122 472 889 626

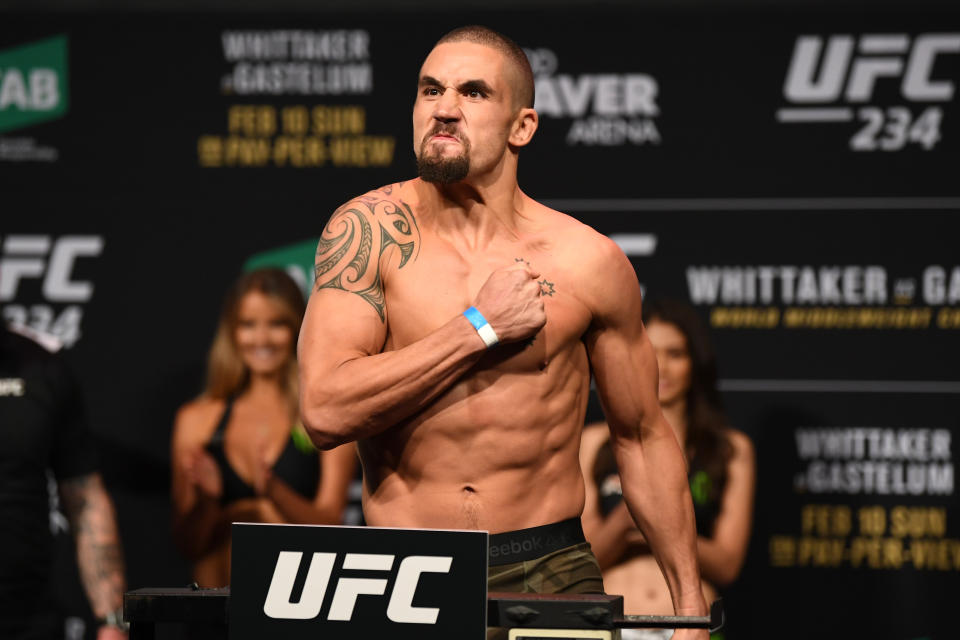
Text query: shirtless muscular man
298 26 708 637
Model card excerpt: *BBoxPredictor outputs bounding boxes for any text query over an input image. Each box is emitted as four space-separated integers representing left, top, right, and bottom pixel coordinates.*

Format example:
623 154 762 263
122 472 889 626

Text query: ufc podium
124 587 636 639
124 523 721 639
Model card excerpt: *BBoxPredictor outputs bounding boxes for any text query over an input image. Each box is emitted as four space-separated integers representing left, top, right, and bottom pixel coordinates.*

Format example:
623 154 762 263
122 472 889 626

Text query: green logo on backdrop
0 35 69 134
243 238 319 296
690 470 713 506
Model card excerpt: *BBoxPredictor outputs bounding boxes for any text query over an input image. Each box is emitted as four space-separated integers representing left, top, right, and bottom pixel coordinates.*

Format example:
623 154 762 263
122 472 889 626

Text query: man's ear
509 108 539 147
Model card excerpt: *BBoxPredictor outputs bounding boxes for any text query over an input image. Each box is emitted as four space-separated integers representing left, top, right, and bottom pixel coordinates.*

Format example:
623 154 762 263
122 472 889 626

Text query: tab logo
0 36 69 134
776 33 959 151
263 551 452 624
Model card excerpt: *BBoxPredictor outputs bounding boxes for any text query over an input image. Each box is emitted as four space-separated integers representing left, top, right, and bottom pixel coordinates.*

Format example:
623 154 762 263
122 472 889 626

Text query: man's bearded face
416 122 471 184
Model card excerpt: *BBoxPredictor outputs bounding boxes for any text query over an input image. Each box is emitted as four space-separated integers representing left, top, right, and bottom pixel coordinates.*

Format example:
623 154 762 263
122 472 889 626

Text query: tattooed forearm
60 474 126 617
314 185 420 321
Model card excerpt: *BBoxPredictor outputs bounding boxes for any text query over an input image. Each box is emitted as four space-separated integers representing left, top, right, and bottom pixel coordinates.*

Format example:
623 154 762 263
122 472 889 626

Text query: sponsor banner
219 29 374 97
230 523 487 640
197 28 396 169
778 33 960 152
575 207 960 381
584 205 960 639
687 263 960 331
524 45 661 147
0 34 68 161
731 391 960 640
0 14 957 194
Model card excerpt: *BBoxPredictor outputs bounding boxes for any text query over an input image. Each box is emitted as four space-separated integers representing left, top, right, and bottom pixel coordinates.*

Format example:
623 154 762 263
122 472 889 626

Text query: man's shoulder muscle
314 182 421 322
544 211 639 324
530 201 620 263
532 203 634 296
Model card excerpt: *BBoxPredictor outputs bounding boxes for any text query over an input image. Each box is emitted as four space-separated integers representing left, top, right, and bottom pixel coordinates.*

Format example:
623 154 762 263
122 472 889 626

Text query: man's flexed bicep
583 236 708 632
582 234 660 439
303 197 397 366
312 194 420 322
298 191 487 450
299 195 407 446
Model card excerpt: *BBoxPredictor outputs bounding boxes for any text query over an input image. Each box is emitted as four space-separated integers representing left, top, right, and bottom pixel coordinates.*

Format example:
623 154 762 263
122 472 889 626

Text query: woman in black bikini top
171 268 357 587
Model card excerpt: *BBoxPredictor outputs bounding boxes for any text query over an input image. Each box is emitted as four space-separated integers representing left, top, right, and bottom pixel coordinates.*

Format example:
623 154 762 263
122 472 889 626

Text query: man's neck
414 175 528 247
245 371 286 402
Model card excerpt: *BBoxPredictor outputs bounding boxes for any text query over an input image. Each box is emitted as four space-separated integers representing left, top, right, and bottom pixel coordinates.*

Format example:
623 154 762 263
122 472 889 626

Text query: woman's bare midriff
604 554 717 615
192 497 287 586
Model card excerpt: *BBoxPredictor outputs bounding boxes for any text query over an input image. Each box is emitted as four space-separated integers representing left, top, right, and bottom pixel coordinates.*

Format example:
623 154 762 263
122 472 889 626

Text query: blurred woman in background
581 299 755 638
171 268 356 587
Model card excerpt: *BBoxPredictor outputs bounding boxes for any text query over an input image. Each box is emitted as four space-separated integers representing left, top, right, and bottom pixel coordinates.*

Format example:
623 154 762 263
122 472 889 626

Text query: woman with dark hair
580 299 755 637
171 268 356 587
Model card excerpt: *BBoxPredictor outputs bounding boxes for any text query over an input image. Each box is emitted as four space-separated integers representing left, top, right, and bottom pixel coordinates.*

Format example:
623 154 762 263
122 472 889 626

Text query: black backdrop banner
1 9 958 640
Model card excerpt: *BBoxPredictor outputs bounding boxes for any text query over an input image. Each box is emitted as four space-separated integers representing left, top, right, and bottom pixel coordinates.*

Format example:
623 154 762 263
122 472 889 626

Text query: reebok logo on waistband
488 533 574 559
490 536 544 559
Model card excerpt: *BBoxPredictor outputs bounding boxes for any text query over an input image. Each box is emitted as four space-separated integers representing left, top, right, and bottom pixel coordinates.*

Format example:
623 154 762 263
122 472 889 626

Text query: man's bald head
434 25 535 110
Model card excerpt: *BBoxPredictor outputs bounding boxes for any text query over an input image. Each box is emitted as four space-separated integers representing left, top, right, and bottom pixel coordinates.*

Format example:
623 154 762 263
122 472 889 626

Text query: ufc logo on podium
230 523 487 640
263 551 451 623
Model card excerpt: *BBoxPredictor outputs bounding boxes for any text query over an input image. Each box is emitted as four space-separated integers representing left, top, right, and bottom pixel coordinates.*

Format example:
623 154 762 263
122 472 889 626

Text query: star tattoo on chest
515 257 556 297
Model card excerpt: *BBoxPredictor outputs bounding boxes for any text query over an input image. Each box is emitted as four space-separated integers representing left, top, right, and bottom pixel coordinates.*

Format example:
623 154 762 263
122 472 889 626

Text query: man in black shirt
0 322 127 639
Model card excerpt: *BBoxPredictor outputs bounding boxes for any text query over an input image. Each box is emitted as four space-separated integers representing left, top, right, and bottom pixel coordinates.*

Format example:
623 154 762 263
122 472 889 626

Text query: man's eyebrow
458 79 495 96
418 76 496 96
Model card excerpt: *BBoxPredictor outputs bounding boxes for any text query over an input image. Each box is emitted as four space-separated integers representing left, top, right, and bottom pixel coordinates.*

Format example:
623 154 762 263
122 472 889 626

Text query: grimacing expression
647 320 693 407
413 41 521 184
234 291 295 377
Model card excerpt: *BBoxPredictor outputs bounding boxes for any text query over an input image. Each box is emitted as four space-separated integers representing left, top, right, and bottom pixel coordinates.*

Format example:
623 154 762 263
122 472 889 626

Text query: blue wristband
463 306 499 348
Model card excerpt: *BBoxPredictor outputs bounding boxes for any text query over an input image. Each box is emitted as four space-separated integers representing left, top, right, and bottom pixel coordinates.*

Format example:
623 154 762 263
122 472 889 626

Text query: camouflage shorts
487 542 605 640
488 541 605 594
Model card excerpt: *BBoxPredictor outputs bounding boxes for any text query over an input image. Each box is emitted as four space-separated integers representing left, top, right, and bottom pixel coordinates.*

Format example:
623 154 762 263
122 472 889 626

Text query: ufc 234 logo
0 235 103 348
263 552 452 624
777 33 960 151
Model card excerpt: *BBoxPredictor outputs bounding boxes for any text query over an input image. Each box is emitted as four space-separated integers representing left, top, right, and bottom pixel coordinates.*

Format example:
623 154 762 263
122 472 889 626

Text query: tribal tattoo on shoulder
314 187 420 321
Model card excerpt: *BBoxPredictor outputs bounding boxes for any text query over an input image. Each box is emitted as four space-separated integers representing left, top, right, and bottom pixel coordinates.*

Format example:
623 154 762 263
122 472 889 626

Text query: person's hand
607 502 650 549
96 625 127 640
251 448 274 497
472 263 546 343
185 449 222 499
224 498 268 523
670 599 711 640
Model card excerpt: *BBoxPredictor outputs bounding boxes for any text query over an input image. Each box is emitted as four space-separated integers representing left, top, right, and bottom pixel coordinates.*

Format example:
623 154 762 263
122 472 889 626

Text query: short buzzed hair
435 25 535 109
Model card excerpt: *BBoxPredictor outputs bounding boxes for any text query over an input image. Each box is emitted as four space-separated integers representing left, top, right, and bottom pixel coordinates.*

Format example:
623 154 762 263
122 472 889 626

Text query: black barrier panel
230 523 487 640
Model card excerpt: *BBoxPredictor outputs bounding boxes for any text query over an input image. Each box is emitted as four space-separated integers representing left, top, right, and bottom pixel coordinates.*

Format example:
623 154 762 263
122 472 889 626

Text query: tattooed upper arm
314 188 420 322
58 472 126 615
59 473 97 522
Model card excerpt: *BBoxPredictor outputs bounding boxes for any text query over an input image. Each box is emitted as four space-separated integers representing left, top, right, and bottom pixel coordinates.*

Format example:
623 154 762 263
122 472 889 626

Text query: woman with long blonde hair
171 268 356 587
